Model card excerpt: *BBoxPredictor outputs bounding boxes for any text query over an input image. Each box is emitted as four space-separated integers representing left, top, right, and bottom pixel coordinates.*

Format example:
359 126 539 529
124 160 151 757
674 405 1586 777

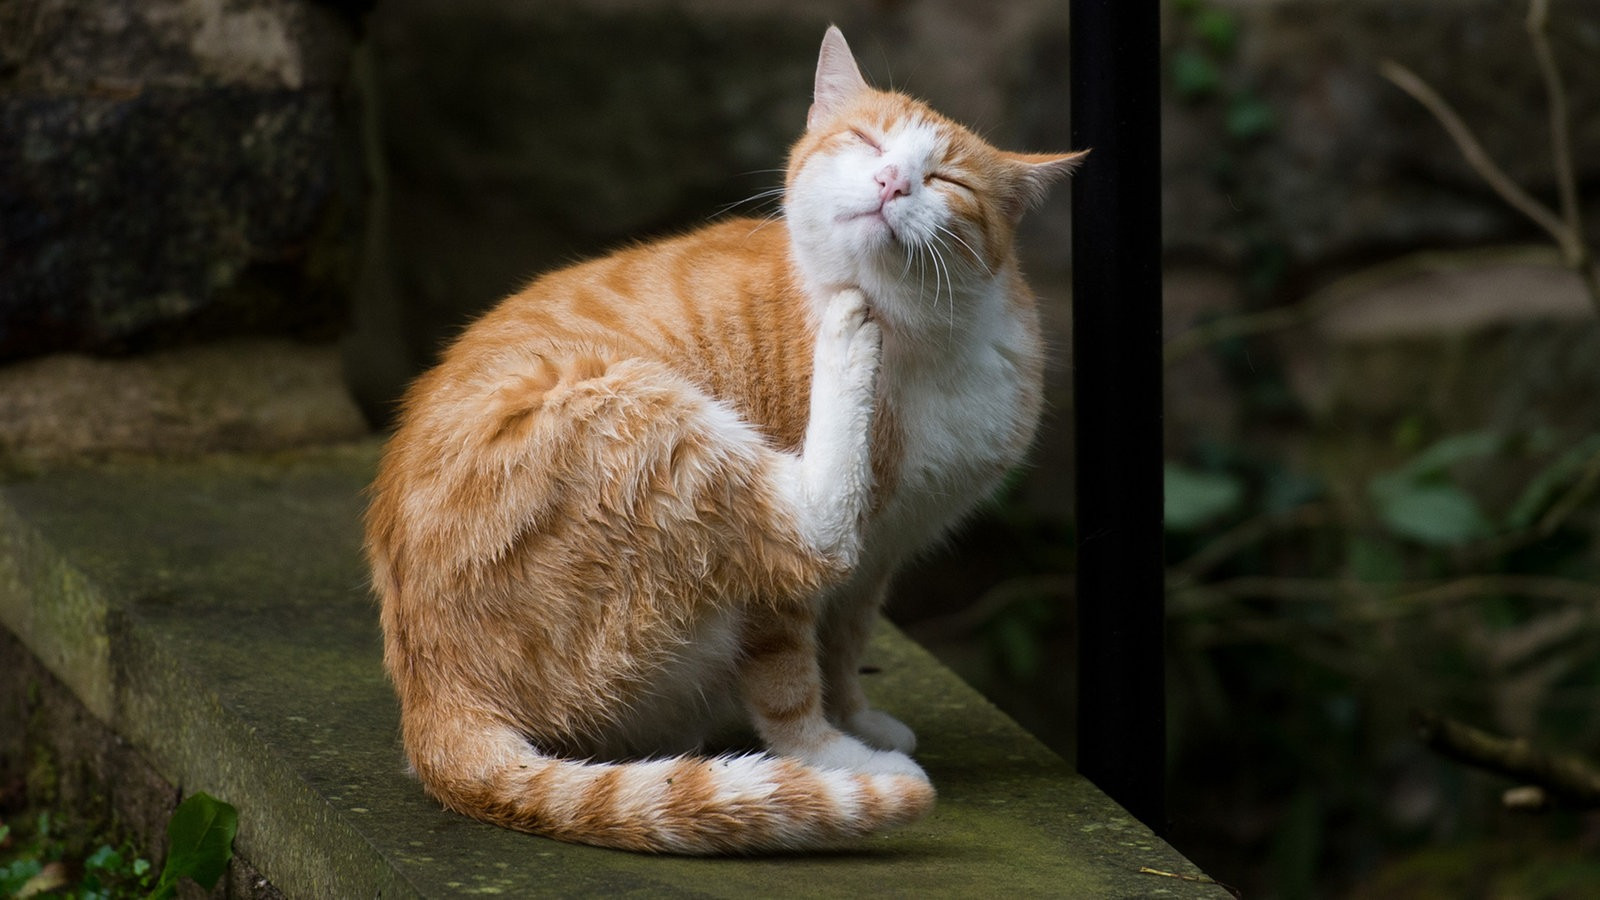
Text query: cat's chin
834 210 900 246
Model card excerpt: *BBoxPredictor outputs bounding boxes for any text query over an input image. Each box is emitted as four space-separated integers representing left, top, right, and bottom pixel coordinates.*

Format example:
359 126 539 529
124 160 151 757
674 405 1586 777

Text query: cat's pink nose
875 165 911 203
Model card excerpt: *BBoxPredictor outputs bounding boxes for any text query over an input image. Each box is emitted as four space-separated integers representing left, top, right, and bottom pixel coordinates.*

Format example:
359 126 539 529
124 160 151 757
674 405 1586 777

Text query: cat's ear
1000 150 1090 221
809 26 869 130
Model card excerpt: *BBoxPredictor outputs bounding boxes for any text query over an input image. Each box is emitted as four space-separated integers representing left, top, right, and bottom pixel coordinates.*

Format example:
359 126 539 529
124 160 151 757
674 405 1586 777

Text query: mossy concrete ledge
0 443 1226 898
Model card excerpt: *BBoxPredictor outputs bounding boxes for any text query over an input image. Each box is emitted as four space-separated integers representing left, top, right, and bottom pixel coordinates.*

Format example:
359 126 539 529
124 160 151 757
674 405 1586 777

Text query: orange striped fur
365 26 1084 854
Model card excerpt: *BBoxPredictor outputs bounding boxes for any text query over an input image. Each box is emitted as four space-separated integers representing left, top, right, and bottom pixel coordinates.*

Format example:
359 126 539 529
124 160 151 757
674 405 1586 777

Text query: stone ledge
0 443 1225 897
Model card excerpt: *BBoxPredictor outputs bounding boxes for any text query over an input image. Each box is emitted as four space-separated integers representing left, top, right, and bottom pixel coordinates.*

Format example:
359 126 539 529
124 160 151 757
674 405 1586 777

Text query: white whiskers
709 180 789 239
892 222 989 336
934 223 988 275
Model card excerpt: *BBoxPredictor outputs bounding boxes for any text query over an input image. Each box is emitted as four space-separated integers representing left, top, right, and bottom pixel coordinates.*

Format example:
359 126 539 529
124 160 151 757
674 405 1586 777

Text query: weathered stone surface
0 0 362 361
0 445 1227 897
0 338 369 470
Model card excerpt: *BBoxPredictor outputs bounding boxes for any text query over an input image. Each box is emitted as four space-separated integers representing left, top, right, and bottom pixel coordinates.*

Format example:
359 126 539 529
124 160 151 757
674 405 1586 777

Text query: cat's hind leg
739 601 924 778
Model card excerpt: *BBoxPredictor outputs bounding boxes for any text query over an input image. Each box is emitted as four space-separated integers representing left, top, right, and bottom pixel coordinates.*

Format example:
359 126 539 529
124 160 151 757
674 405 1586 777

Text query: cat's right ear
809 26 868 131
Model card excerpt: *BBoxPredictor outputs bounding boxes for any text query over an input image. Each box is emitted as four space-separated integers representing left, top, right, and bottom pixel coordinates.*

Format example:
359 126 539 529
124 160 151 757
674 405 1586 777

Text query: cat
364 25 1084 854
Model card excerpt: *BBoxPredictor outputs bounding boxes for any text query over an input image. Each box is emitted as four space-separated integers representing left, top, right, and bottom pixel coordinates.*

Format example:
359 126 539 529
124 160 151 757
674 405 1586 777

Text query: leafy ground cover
0 793 236 899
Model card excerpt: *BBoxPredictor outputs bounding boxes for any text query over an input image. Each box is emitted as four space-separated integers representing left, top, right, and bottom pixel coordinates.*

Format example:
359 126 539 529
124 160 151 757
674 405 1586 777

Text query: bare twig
1137 867 1242 899
909 574 1073 640
1380 0 1599 315
1538 446 1600 536
1173 0 1600 369
1164 303 1309 365
1169 574 1600 621
1377 59 1576 260
1168 503 1330 587
1390 575 1600 612
1525 0 1600 311
1413 709 1600 809
1466 442 1600 565
1502 784 1550 811
1527 0 1583 246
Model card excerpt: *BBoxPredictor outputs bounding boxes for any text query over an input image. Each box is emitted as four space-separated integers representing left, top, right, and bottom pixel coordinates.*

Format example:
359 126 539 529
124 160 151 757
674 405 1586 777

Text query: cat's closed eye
847 128 883 153
926 172 972 192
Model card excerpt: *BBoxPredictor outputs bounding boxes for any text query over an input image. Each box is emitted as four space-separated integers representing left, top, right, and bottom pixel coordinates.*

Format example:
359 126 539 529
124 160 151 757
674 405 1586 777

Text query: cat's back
421 217 814 450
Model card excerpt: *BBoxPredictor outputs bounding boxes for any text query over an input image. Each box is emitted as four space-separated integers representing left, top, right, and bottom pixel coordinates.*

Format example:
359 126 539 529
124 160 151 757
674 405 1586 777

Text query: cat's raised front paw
819 288 880 383
846 708 917 754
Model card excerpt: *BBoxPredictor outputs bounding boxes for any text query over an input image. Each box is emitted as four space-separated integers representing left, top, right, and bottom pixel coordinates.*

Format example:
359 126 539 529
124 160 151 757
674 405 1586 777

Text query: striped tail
415 725 935 854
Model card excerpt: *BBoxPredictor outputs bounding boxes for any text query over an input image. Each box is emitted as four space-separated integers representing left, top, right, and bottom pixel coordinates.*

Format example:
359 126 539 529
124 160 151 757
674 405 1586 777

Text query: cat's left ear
809 26 869 130
1000 150 1091 221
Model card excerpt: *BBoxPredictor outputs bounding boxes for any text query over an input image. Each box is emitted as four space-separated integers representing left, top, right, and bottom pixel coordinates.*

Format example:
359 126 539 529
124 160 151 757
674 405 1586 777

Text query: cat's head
785 26 1085 319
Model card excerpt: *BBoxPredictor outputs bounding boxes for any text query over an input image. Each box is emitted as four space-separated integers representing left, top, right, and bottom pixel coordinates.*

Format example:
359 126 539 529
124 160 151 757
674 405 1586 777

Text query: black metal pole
1070 0 1166 832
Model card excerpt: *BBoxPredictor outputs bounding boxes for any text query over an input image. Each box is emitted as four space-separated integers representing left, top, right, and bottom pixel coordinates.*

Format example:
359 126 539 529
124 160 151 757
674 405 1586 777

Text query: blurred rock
0 338 369 468
1278 248 1600 433
359 2 819 391
0 0 363 360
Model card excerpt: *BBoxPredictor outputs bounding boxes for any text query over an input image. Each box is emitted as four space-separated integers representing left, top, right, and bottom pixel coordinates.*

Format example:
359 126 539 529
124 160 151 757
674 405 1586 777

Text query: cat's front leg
773 287 880 569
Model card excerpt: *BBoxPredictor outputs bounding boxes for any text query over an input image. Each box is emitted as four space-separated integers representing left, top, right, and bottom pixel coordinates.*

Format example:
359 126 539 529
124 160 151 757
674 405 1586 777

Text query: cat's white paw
846 708 917 754
852 747 926 779
819 288 880 387
823 287 871 339
807 734 927 780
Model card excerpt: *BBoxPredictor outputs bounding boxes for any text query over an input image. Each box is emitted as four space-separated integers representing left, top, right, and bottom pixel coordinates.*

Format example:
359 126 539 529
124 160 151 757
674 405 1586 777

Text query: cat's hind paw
807 734 927 780
846 708 917 754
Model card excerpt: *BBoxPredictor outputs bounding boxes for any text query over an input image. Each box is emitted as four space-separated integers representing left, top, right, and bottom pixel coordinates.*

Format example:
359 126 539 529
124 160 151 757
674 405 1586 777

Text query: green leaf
150 793 237 900
1506 434 1600 530
1164 462 1244 531
1347 536 1405 582
1396 430 1505 480
1263 467 1323 514
988 614 1042 681
1373 482 1494 546
1367 430 1509 545
0 859 43 897
1170 48 1221 101
1194 9 1239 55
85 844 121 871
1226 94 1277 139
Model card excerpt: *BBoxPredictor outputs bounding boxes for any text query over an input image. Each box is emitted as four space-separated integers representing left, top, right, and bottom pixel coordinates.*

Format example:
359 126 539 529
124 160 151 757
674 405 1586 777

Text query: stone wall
2 0 1597 454
0 0 366 360
347 0 1600 418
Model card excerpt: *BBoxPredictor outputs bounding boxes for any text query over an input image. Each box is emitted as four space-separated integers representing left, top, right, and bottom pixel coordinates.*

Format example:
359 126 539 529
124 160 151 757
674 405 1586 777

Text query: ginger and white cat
365 26 1084 853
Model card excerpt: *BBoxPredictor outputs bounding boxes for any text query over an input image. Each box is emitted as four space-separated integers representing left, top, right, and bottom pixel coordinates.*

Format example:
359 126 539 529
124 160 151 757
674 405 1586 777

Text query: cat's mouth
840 208 900 242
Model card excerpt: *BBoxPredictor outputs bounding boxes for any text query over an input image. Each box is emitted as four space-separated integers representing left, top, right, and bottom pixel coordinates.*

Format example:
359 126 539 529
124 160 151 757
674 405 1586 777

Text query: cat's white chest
868 319 1040 564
